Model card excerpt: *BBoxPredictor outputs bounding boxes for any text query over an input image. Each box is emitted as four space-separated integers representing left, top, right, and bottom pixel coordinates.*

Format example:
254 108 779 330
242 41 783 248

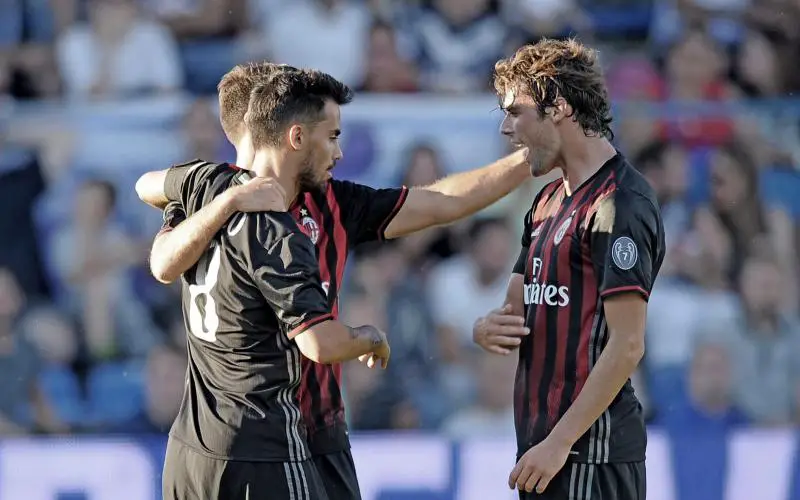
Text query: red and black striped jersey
161 160 408 456
287 179 407 454
511 152 665 464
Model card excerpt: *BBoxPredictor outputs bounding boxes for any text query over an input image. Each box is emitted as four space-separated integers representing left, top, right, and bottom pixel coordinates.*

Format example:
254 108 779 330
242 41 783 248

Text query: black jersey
512 152 665 463
163 160 332 462
161 161 408 455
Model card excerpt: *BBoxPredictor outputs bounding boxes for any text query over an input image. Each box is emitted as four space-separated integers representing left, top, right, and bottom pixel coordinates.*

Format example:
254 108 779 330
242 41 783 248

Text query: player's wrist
218 188 241 215
546 425 577 451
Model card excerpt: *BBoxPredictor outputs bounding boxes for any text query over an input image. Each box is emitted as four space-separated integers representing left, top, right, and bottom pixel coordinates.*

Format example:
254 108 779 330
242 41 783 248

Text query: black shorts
312 449 362 500
519 461 645 500
162 438 329 500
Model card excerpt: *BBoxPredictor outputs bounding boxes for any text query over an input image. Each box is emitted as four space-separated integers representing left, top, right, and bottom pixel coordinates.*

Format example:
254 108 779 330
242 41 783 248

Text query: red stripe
377 186 409 241
527 186 566 431
545 193 585 428
324 185 349 389
601 285 650 300
287 313 333 339
573 174 617 401
298 193 331 430
325 186 349 319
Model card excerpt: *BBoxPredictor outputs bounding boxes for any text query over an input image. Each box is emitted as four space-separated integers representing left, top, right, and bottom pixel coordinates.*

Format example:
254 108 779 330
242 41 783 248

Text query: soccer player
158 70 393 500
137 63 530 500
472 39 666 500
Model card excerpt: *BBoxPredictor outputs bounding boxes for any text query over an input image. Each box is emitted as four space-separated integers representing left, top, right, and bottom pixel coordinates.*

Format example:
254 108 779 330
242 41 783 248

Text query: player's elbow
135 171 168 208
148 245 178 284
135 173 152 201
620 335 645 366
149 261 177 284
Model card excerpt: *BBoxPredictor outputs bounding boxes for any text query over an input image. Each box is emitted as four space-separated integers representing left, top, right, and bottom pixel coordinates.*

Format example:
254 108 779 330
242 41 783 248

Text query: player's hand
473 304 529 355
509 437 571 494
229 176 287 212
358 328 390 369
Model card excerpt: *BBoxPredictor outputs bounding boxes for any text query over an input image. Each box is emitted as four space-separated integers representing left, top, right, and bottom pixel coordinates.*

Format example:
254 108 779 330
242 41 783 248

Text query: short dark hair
494 38 613 139
216 62 299 142
244 69 353 149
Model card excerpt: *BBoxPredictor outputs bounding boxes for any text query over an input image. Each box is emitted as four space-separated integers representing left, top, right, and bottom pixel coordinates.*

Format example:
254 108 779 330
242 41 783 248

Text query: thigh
312 450 362 500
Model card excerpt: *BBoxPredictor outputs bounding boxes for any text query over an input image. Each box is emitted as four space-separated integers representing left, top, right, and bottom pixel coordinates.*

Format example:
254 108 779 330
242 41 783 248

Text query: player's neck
250 150 300 206
559 135 617 196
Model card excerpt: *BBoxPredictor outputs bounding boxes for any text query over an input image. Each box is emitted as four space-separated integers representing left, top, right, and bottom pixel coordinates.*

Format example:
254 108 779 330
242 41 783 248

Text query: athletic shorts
519 461 645 500
162 437 329 500
312 449 362 500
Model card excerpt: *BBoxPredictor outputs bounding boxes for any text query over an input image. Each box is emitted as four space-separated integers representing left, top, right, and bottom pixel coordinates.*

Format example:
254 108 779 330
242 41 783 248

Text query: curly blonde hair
494 38 613 139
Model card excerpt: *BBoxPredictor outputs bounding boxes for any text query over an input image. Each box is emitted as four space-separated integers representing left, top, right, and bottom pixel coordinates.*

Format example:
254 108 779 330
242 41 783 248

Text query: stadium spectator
50 179 160 360
0 269 64 435
730 254 800 425
412 0 505 93
56 0 183 99
443 351 515 439
357 21 419 93
247 0 371 87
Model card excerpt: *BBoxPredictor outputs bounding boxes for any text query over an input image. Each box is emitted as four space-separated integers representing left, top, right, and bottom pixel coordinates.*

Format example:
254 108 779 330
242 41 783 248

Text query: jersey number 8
188 245 222 342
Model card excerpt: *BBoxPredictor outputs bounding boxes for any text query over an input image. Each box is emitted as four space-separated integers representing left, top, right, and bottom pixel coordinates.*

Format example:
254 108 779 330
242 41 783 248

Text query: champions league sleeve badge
611 236 638 270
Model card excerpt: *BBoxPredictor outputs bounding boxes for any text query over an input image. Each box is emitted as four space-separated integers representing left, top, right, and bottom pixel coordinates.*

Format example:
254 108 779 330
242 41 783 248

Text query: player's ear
288 125 303 151
551 97 570 125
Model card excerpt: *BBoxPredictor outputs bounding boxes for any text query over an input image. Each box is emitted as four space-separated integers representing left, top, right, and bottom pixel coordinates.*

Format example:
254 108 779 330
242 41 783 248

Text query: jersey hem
288 313 334 339
377 186 409 241
168 433 311 463
600 285 649 301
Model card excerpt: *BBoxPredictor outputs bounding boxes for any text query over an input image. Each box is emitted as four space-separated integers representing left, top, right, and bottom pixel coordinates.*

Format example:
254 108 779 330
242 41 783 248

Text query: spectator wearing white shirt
56 0 183 99
248 0 370 87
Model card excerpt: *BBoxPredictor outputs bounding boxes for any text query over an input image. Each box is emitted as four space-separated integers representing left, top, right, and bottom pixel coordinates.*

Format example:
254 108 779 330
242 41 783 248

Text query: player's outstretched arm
149 178 286 283
384 147 529 239
294 322 390 367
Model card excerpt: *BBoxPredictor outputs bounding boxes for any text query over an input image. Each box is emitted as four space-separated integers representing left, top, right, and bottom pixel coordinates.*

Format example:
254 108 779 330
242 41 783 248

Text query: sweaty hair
217 62 299 142
494 38 614 139
244 69 353 149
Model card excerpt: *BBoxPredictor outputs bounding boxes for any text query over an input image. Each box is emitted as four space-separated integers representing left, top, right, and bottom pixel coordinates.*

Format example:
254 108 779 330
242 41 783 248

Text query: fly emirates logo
524 257 570 307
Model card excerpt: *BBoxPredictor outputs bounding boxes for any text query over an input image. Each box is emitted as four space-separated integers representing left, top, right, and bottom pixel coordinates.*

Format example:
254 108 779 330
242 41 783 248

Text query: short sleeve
588 190 663 301
164 160 234 216
159 201 186 233
240 212 333 338
331 180 409 246
512 207 533 275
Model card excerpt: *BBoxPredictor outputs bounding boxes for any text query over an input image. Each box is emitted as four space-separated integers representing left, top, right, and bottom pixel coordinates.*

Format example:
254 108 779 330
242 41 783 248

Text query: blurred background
0 0 799 498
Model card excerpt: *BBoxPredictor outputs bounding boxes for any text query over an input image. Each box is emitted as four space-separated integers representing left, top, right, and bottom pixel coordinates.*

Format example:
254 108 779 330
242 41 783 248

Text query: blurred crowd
0 0 799 440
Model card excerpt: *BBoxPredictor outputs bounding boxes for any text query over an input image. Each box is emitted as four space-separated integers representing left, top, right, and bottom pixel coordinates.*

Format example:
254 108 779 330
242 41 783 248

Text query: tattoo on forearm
348 325 383 346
